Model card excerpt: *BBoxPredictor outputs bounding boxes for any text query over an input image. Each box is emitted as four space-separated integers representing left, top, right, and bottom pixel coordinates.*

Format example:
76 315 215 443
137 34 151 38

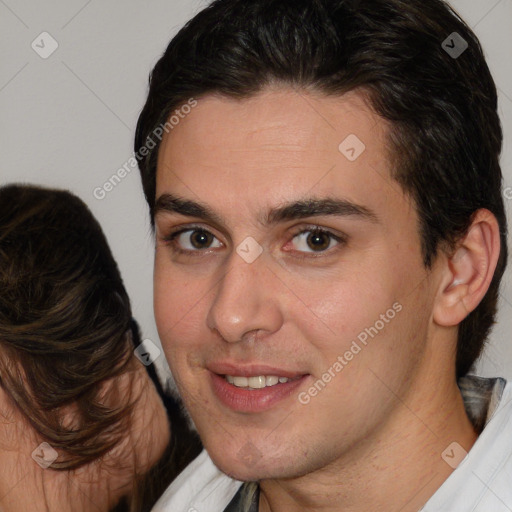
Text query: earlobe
433 209 501 328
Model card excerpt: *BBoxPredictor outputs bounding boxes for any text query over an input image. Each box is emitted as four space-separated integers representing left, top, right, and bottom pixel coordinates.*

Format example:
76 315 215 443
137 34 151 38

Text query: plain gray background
1 0 511 382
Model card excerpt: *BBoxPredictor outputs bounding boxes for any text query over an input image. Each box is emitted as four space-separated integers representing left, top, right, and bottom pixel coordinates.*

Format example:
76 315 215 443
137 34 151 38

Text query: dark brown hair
134 0 508 378
0 183 139 469
0 184 202 510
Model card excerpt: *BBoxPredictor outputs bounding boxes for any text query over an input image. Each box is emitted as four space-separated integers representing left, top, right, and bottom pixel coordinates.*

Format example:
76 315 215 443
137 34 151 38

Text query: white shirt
421 376 512 511
151 448 242 512
152 375 512 512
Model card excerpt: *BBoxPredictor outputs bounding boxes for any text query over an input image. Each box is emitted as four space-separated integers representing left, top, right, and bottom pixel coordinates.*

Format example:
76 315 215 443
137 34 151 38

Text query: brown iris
190 230 213 249
306 231 331 251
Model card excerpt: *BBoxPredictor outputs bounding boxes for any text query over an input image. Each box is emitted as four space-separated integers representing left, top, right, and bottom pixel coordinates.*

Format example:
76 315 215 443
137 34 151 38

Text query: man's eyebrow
154 194 225 226
154 193 379 226
263 197 379 225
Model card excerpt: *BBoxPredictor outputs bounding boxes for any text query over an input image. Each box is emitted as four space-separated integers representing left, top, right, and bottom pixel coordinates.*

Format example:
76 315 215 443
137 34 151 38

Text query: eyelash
161 224 346 259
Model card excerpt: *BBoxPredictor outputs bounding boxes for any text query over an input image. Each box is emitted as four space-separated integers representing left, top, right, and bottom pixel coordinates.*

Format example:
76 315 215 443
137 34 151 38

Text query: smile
210 370 309 413
225 375 301 389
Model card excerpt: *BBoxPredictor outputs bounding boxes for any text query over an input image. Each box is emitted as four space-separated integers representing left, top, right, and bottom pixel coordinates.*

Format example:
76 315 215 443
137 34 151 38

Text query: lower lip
210 372 308 413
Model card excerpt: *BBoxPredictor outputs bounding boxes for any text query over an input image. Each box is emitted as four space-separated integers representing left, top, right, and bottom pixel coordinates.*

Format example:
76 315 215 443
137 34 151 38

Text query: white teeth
265 376 279 386
232 376 248 387
248 376 266 389
225 375 291 389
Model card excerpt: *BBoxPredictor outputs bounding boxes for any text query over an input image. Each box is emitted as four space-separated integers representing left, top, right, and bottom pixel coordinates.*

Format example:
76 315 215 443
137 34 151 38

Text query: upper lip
207 361 307 379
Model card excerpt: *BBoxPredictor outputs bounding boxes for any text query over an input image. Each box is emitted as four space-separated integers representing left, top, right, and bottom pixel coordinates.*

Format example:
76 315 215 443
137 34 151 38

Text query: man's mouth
206 362 309 411
207 365 309 412
224 374 302 389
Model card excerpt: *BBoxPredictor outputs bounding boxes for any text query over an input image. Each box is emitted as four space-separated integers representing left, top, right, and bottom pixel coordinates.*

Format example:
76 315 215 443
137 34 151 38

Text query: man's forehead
154 86 400 227
157 90 389 181
160 87 383 152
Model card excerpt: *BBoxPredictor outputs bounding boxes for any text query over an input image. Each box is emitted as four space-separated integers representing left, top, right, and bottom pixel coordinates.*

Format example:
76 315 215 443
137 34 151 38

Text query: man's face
153 88 442 481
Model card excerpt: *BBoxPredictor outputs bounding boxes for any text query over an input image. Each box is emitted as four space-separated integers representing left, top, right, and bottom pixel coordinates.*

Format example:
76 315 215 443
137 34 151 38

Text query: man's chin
206 447 297 482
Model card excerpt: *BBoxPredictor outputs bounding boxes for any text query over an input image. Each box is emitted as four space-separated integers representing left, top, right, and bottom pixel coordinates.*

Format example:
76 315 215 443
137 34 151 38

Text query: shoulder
151 449 243 512
423 377 512 511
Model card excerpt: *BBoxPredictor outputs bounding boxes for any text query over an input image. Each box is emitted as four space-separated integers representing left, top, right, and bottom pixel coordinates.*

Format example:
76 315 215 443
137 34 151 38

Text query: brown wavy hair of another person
0 183 139 470
0 183 202 511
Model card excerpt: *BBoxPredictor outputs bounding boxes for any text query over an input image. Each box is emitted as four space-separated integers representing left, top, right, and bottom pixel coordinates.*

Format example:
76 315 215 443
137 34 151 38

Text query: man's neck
257 374 478 512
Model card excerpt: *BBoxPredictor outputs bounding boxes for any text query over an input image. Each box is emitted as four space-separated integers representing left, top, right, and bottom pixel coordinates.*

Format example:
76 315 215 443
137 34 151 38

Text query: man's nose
206 252 284 343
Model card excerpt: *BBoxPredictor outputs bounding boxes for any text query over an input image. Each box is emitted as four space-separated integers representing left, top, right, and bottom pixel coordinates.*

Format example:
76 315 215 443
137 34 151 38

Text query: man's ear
433 209 501 327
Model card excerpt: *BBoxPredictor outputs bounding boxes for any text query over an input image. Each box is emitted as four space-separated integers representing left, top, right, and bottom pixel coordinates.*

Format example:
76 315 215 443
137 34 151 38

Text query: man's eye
163 225 344 257
166 228 222 253
290 228 343 254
